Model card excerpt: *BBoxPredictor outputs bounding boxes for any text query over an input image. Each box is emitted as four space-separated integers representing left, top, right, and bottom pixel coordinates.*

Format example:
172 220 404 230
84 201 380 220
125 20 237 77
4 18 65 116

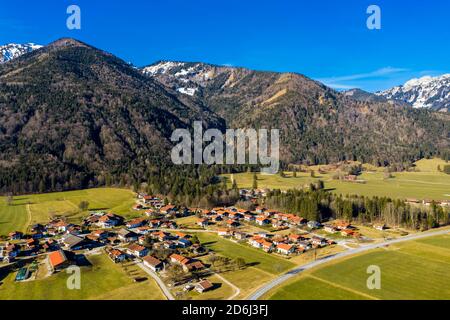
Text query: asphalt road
248 227 450 300
136 261 175 300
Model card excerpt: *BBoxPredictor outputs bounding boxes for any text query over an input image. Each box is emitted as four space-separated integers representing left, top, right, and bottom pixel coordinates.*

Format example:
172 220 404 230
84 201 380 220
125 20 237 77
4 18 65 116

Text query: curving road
136 261 175 300
248 227 450 300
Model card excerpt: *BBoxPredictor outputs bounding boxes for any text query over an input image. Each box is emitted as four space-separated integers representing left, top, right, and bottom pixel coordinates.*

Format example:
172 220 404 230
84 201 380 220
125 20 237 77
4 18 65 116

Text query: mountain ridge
0 39 448 194
377 74 450 111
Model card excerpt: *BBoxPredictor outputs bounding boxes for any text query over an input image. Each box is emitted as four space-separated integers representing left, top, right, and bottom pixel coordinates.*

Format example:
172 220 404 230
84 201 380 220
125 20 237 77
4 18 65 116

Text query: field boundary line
248 227 450 300
307 275 379 300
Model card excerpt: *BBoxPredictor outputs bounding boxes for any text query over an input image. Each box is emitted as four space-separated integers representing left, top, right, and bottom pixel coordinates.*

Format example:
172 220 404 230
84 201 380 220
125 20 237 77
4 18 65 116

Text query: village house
170 253 190 265
185 260 206 272
307 221 321 229
244 214 256 222
197 218 209 228
152 231 171 242
195 280 214 293
298 240 312 250
66 225 82 235
91 230 110 240
311 236 327 247
335 220 352 230
160 205 177 215
61 234 90 251
229 212 244 220
175 232 190 239
118 228 139 243
8 231 23 240
97 213 124 228
127 243 149 258
324 225 338 233
255 216 271 226
31 224 45 233
191 243 206 255
143 255 165 272
142 196 163 207
49 220 68 233
341 229 355 237
276 243 295 255
160 221 177 229
288 234 302 243
148 219 161 228
145 209 157 217
374 223 387 231
218 228 232 237
249 236 264 249
227 219 240 228
234 232 247 241
170 253 204 272
106 248 127 263
255 206 267 214
177 238 192 248
261 240 274 252
48 250 71 272
126 218 147 229
135 226 152 235
42 239 59 252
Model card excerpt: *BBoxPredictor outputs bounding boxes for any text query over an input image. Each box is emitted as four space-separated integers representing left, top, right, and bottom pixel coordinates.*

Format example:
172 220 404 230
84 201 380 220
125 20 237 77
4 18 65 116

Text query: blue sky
0 0 449 92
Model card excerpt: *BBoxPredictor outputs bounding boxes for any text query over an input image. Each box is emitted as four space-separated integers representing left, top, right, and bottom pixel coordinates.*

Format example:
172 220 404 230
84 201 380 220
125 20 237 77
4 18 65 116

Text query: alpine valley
0 39 448 194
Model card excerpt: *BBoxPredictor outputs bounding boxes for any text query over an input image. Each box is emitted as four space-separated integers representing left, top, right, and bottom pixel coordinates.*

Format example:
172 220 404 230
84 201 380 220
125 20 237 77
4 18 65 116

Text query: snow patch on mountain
0 43 43 63
142 61 218 96
376 74 450 111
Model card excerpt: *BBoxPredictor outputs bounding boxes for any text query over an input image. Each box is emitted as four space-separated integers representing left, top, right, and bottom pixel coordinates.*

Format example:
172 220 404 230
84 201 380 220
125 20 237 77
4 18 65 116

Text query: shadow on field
202 241 218 246
246 262 260 267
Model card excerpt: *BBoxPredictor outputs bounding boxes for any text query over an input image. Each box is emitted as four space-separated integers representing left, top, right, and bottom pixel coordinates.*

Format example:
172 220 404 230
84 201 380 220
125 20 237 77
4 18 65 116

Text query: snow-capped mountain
142 61 218 96
0 43 43 63
376 74 450 112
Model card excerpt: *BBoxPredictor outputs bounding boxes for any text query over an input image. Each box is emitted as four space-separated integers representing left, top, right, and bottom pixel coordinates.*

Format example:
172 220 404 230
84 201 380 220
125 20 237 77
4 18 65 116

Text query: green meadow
195 232 295 274
224 159 450 200
0 253 165 300
0 188 137 235
266 234 450 300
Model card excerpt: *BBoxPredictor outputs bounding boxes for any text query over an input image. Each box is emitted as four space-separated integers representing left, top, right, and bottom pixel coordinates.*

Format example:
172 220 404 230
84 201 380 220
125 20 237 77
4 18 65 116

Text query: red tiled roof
277 243 293 251
170 253 190 265
128 244 146 252
143 255 162 267
48 250 67 267
197 280 213 290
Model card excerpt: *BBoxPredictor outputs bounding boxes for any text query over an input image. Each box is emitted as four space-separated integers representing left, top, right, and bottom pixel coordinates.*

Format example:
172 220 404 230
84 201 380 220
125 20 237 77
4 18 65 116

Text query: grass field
219 267 275 299
195 232 296 275
0 188 137 235
224 159 450 200
194 233 348 299
0 203 29 236
266 234 450 300
189 274 235 300
0 253 165 300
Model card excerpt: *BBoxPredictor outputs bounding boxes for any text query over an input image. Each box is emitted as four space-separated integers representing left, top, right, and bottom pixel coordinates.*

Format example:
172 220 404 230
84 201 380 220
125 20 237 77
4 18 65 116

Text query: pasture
266 234 450 300
0 253 165 300
224 159 450 200
195 232 295 274
0 188 137 235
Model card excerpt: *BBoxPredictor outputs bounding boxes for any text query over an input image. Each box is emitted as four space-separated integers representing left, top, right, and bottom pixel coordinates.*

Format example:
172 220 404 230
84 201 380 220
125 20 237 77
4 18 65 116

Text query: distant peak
0 42 43 63
48 38 89 49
